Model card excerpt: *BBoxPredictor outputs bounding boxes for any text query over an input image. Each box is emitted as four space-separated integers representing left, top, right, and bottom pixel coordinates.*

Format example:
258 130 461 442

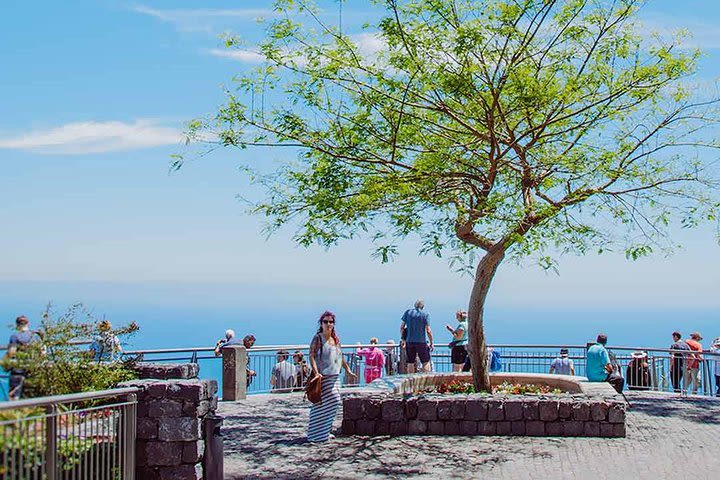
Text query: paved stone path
219 392 720 479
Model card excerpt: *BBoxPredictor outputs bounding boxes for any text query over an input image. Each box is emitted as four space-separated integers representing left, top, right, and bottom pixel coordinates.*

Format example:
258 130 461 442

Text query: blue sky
1 1 719 333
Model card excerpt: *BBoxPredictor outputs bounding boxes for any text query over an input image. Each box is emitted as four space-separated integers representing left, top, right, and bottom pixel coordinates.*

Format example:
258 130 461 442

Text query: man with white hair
400 299 434 373
214 329 237 356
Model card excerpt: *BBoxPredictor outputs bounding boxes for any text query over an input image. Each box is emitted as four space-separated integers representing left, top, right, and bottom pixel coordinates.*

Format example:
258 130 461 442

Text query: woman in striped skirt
307 311 357 442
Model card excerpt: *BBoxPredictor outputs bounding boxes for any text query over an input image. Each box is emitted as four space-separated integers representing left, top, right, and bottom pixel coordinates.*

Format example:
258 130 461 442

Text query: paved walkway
219 392 720 479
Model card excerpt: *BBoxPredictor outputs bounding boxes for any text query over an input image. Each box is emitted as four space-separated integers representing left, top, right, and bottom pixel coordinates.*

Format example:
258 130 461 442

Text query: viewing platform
219 391 720 479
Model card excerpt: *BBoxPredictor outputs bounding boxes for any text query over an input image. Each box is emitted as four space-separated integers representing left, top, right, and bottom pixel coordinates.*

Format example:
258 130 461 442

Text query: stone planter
341 373 626 438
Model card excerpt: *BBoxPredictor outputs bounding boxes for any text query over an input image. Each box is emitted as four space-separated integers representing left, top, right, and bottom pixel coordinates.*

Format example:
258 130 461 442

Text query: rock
539 400 559 422
158 418 201 442
503 400 523 421
465 398 488 421
522 400 540 420
417 399 438 421
145 441 183 467
381 399 404 422
526 421 545 436
571 402 590 421
182 441 205 463
487 400 504 421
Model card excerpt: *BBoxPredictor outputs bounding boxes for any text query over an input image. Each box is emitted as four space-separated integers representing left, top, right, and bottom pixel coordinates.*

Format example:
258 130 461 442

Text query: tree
177 0 720 391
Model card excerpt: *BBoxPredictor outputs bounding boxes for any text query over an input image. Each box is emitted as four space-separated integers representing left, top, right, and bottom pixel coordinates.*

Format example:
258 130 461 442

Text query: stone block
148 383 169 398
437 399 454 420
344 397 364 420
465 398 488 421
545 422 563 436
558 401 572 419
451 398 466 419
590 402 609 421
526 421 545 436
600 423 615 438
389 421 408 436
167 381 204 402
145 441 183 467
375 420 390 435
184 398 217 417
135 363 199 380
149 400 183 418
356 420 375 435
487 400 504 421
158 464 203 480
205 379 218 398
137 467 160 480
522 400 540 420
364 399 381 420
608 404 625 423
539 401 559 422
181 441 205 463
478 421 496 436
613 423 626 437
583 422 600 436
381 399 405 422
460 421 477 435
511 421 526 435
503 400 523 421
444 421 460 435
571 402 590 421
496 421 512 435
158 418 201 442
417 399 438 421
405 398 418 419
408 420 427 435
341 420 356 435
428 421 445 435
137 418 158 440
563 421 584 437
136 440 148 467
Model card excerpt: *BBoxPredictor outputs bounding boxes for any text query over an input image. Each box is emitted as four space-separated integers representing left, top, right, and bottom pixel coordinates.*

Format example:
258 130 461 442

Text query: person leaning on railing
711 337 720 397
214 331 257 386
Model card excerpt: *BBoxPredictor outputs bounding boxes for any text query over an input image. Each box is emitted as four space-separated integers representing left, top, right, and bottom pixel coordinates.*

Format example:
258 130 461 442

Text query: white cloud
640 14 720 50
208 48 266 64
0 120 183 154
208 32 387 65
131 4 272 32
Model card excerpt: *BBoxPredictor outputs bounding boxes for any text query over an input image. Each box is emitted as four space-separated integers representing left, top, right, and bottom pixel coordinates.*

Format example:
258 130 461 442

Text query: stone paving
219 391 720 479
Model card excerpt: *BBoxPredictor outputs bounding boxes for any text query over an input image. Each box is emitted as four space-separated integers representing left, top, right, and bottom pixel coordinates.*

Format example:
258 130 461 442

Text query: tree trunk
467 247 505 392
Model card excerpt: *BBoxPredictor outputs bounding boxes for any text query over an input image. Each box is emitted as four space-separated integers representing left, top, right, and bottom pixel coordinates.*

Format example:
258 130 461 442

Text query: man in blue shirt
400 299 434 373
586 334 624 393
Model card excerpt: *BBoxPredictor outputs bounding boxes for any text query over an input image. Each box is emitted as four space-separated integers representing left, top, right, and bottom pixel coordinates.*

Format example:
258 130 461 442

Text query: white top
314 335 342 375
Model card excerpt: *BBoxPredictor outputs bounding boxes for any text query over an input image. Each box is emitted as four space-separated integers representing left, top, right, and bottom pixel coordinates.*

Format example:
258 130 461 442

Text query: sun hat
690 331 703 341
560 348 569 356
712 337 720 347
631 351 646 359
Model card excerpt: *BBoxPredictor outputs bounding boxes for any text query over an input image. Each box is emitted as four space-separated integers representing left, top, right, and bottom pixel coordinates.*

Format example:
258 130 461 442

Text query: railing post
44 404 57 480
123 393 137 480
222 345 247 401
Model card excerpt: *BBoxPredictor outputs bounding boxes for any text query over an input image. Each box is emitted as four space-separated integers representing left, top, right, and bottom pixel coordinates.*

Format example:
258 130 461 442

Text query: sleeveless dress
307 335 342 442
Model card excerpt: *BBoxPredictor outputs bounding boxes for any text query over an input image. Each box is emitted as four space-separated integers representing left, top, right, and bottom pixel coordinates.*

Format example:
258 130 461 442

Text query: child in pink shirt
357 337 385 384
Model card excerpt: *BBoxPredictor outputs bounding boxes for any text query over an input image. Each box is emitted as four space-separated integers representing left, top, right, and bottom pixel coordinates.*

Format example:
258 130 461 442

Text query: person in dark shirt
400 300 434 373
5 315 40 400
670 331 690 393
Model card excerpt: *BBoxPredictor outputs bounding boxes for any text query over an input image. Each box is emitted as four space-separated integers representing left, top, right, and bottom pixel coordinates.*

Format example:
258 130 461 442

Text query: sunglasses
321 319 335 325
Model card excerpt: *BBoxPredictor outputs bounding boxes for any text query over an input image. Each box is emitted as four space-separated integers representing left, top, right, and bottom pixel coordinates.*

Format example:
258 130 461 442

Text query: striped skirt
307 374 340 442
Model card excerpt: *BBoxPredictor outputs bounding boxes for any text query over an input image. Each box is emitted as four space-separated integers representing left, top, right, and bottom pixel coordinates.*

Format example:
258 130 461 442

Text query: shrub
2 303 140 398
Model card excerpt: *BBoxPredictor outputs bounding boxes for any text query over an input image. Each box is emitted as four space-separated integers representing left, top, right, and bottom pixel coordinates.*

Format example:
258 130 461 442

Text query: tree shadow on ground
628 394 720 425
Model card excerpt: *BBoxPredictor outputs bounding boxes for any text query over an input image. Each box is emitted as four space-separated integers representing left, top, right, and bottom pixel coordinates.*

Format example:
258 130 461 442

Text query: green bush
2 303 140 398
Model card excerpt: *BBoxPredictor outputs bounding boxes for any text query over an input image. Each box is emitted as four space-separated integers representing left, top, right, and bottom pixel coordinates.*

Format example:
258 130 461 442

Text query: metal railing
0 387 138 480
122 343 720 398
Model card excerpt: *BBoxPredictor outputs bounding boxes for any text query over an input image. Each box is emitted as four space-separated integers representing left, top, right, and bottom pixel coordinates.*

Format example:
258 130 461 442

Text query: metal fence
0 387 138 480
123 343 720 398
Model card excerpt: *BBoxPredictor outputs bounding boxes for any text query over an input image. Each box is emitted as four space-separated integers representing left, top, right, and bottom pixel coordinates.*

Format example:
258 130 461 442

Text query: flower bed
423 380 564 395
341 373 626 438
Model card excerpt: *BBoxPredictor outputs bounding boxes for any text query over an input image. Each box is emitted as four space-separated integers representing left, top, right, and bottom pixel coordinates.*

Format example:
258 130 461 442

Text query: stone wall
342 394 626 437
120 364 219 480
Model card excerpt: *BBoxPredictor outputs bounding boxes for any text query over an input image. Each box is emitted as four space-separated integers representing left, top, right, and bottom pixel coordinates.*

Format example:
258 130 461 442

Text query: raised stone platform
342 373 626 437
